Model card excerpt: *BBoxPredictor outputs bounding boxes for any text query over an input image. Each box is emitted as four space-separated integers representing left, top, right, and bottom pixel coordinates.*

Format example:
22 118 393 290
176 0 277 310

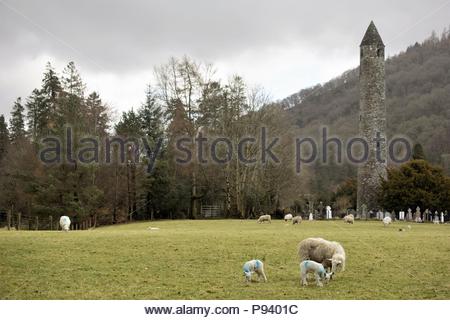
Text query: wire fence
0 208 447 231
0 210 95 231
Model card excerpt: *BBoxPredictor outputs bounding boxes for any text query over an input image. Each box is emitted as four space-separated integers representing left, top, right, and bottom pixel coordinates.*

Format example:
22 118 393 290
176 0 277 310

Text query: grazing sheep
298 237 346 273
257 214 271 224
382 216 392 227
343 214 354 224
59 216 71 231
243 259 267 282
292 216 302 224
299 260 333 287
284 213 293 222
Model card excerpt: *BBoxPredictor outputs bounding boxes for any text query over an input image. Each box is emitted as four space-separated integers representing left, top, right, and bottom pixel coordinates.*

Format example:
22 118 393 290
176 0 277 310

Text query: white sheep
298 237 346 273
59 216 71 231
284 213 293 222
292 215 302 224
299 260 333 287
382 216 392 227
243 259 267 282
257 214 271 223
343 214 354 224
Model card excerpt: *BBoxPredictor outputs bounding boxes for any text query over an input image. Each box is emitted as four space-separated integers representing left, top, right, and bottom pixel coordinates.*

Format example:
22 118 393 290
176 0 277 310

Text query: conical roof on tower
360 21 384 47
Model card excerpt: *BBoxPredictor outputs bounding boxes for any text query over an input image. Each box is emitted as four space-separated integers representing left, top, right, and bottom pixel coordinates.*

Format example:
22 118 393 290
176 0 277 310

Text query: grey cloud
1 0 449 116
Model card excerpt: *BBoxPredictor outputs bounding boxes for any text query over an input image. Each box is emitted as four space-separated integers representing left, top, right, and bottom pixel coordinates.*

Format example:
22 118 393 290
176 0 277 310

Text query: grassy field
0 219 449 299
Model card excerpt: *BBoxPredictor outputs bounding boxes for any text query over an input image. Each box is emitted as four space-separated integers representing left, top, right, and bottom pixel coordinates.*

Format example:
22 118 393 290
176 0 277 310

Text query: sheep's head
244 271 252 281
319 270 333 283
328 254 345 272
324 272 334 283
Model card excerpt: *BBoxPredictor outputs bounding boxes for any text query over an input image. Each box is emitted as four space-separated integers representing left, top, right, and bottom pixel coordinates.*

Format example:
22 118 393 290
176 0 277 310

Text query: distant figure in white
441 212 444 224
284 213 293 222
59 216 71 231
326 206 332 219
309 213 313 221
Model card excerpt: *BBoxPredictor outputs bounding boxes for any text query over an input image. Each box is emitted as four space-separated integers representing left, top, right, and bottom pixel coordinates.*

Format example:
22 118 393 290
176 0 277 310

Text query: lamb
59 216 71 231
298 237 346 273
299 260 333 287
243 259 267 282
382 216 392 226
292 216 302 224
257 214 271 223
343 214 354 224
284 213 293 222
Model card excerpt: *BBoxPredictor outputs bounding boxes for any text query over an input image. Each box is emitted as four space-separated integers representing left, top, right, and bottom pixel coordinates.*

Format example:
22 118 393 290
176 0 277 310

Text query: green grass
0 220 449 299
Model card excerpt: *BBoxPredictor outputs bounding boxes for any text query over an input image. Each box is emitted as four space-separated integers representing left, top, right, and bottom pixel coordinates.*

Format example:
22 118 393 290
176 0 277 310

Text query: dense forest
0 57 300 226
1 30 450 225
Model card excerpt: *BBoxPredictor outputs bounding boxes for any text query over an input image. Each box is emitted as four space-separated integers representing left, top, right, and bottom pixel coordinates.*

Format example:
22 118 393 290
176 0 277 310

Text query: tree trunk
131 164 137 218
113 164 118 224
146 192 151 220
190 171 198 219
225 172 231 218
126 162 132 221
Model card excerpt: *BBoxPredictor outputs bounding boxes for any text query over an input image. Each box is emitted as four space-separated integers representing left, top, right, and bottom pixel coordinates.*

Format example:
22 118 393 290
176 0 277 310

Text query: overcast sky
1 0 450 120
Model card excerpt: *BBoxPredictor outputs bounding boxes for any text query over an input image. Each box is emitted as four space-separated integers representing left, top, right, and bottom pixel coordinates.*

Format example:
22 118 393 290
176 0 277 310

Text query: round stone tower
357 21 387 214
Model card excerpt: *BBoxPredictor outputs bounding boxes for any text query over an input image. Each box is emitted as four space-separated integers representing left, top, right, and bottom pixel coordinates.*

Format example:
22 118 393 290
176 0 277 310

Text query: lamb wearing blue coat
243 259 267 282
300 260 333 287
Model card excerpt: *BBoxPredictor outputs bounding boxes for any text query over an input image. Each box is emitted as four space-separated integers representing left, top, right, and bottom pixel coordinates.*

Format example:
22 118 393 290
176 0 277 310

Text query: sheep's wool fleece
298 237 345 263
60 216 71 231
383 217 392 224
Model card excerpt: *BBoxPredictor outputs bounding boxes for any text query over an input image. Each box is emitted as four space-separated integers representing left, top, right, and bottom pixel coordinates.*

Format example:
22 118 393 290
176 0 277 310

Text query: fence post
17 212 21 231
35 216 39 231
49 216 53 230
7 209 11 231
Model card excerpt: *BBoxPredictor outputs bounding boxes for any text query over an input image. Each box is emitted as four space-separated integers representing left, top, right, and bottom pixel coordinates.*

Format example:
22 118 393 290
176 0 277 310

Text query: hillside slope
283 31 450 164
